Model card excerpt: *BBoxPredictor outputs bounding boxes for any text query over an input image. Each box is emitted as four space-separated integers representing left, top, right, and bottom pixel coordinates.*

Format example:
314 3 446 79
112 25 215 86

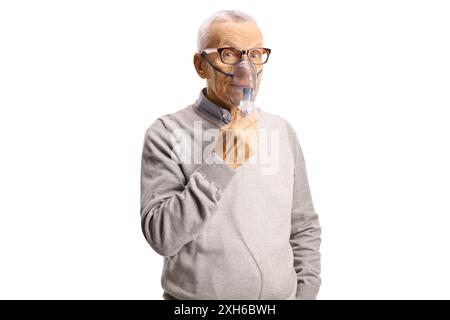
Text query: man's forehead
207 21 263 49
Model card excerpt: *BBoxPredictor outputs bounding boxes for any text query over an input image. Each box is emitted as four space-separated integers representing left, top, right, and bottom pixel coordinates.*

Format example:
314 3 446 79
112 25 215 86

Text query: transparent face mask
201 48 267 117
227 60 258 117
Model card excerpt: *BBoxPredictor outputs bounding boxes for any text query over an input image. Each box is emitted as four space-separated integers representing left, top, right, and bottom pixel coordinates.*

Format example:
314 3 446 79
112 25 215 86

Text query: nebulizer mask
227 59 259 117
201 51 262 117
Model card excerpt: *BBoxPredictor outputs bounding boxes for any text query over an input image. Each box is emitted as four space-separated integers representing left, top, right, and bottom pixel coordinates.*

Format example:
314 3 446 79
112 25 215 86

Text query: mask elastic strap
200 52 234 78
200 52 264 79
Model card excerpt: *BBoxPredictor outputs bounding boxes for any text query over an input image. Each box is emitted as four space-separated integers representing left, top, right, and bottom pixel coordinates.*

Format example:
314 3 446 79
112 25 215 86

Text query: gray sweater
140 89 321 300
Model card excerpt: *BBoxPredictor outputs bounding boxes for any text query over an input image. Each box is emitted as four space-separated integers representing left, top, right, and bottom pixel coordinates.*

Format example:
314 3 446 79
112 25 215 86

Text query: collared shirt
195 87 232 125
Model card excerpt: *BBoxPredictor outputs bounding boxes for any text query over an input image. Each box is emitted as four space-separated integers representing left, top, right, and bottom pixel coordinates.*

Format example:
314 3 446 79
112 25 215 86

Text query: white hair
197 10 258 51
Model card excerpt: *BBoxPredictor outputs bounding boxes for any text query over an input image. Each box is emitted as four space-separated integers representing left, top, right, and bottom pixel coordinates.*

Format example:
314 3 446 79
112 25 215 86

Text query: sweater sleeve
285 120 322 300
140 118 236 257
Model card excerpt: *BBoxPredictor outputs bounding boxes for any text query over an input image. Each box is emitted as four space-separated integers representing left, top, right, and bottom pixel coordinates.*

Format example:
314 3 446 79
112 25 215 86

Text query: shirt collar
196 88 232 125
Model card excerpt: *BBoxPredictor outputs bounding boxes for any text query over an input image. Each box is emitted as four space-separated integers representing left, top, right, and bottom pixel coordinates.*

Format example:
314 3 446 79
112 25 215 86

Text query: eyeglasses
200 47 271 65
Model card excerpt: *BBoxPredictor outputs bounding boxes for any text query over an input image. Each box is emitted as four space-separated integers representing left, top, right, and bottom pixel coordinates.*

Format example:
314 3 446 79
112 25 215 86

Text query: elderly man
140 10 321 300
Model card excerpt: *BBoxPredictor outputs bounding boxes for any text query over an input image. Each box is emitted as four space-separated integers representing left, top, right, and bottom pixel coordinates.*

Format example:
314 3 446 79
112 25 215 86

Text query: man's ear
193 53 210 79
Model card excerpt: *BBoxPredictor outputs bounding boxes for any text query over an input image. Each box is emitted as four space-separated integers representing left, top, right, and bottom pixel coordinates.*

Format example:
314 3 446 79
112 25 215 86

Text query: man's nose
233 60 254 77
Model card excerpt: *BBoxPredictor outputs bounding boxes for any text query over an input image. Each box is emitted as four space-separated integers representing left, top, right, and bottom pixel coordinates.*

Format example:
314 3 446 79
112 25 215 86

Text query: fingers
245 109 259 123
216 108 259 168
220 111 258 134
239 110 259 127
227 110 259 130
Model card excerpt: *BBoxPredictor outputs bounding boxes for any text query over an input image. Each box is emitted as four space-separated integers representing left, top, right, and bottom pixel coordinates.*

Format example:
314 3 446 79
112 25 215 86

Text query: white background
1 0 449 299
